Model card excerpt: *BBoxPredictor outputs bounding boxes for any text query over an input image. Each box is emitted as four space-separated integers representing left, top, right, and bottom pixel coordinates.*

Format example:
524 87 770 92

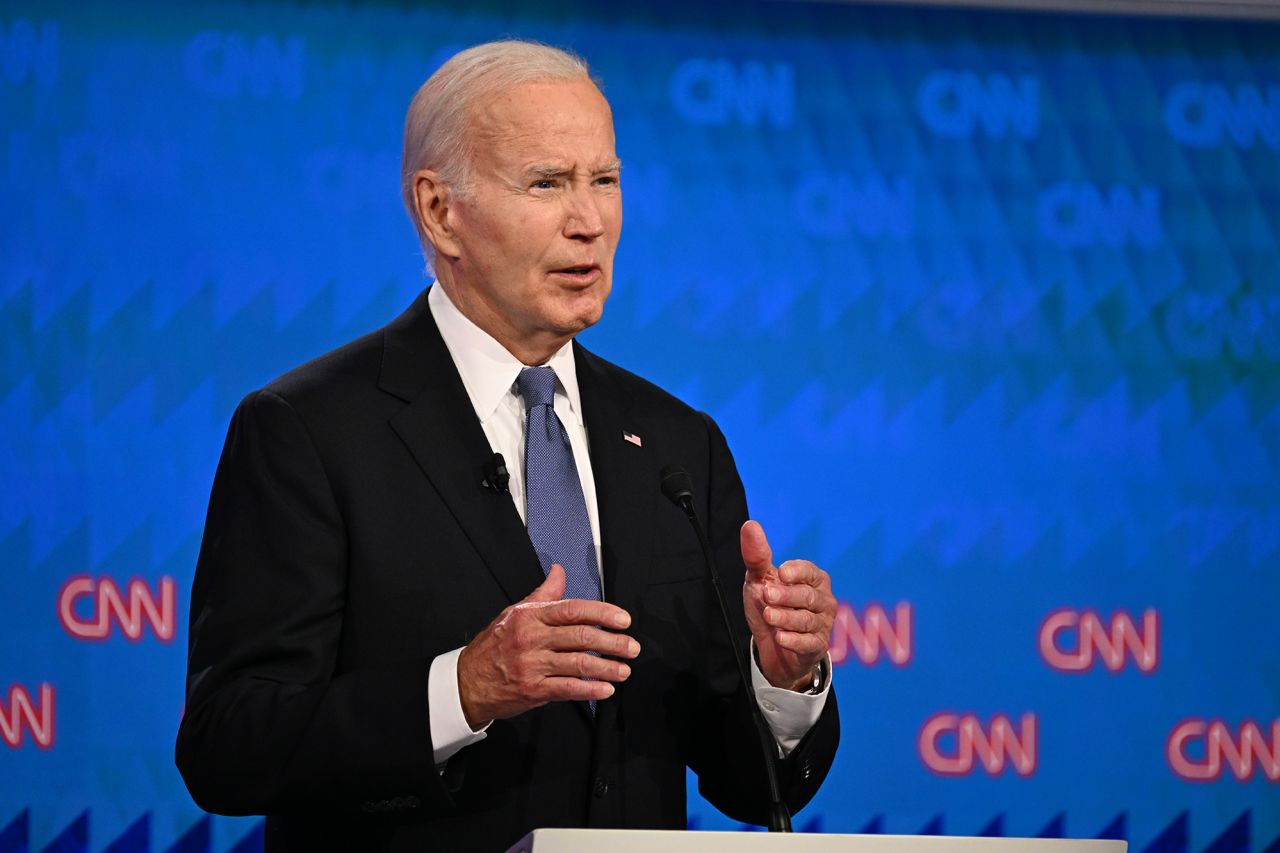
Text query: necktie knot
517 366 558 411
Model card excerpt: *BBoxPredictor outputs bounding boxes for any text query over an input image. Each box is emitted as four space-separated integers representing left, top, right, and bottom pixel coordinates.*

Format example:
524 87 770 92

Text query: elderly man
176 40 839 853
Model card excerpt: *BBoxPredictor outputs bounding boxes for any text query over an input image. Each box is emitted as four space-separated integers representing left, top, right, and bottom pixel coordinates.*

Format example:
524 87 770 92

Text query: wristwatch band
804 657 828 694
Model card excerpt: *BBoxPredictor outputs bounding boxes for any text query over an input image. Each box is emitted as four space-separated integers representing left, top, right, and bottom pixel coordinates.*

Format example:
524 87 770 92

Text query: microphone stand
661 466 792 833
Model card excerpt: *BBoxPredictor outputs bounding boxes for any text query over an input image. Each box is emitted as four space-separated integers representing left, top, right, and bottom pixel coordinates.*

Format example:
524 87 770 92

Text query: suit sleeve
175 389 455 817
687 413 840 825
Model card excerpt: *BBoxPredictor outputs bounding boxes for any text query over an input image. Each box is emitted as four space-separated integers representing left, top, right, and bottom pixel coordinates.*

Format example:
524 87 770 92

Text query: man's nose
564 187 607 240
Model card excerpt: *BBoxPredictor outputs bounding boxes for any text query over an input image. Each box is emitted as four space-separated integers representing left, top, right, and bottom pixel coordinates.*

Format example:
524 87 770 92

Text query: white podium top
505 829 1127 853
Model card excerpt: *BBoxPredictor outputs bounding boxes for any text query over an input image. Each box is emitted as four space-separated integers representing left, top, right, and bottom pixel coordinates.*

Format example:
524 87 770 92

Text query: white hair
400 40 593 271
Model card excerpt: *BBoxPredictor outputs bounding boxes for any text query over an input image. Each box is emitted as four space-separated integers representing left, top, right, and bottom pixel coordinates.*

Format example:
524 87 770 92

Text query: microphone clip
482 452 510 495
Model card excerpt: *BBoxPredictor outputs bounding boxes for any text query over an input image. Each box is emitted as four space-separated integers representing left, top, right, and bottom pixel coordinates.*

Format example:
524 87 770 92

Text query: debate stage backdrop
2 0 1278 850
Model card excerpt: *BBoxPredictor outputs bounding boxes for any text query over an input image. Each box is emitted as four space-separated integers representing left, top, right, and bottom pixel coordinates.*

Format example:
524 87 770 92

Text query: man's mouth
550 264 601 281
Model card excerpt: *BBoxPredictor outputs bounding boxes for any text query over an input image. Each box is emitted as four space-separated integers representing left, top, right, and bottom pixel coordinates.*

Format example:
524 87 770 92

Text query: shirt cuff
428 647 490 767
748 639 832 758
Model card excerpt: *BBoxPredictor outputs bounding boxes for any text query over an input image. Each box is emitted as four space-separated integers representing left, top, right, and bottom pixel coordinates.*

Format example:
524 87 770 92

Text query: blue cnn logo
1163 289 1280 362
1164 82 1279 150
793 171 914 239
1037 182 1162 249
669 58 794 127
184 30 305 99
0 18 58 89
916 70 1039 140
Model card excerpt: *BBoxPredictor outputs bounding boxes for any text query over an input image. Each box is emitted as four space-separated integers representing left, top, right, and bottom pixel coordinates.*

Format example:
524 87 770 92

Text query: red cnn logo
828 601 912 666
58 575 176 641
1167 718 1280 782
1 683 55 749
919 712 1038 777
1039 608 1158 673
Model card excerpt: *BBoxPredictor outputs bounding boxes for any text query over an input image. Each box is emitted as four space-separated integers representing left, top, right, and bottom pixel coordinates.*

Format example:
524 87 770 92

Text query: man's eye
532 179 555 189
596 175 619 187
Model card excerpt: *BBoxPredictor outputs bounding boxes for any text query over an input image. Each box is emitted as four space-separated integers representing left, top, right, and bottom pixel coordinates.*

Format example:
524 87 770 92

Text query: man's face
440 76 622 359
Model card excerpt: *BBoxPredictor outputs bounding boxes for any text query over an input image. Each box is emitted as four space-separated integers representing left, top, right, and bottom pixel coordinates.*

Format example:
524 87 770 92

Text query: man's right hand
456 564 640 729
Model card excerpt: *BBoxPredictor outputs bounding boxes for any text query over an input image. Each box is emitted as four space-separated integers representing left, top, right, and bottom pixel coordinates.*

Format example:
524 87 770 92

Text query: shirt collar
427 282 582 423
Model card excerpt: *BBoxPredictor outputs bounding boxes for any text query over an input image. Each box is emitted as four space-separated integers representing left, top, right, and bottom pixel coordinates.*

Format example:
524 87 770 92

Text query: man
176 40 839 852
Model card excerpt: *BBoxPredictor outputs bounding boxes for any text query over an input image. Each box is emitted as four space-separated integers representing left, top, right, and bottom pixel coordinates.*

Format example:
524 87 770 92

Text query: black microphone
659 466 694 505
482 452 510 495
659 464 792 833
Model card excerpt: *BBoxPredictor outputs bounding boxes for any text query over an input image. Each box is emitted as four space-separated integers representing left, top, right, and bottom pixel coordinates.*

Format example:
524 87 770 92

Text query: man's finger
778 559 829 589
545 624 641 658
540 597 632 630
542 677 616 703
525 564 567 603
764 606 822 633
548 651 633 682
740 520 775 578
764 583 819 610
775 630 829 655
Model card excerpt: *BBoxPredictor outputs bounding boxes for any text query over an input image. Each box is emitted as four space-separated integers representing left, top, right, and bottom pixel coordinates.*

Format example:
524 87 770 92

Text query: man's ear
413 169 462 261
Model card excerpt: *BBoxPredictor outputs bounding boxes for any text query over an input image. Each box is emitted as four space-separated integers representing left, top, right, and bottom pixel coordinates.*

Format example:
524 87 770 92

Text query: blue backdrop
2 1 1278 851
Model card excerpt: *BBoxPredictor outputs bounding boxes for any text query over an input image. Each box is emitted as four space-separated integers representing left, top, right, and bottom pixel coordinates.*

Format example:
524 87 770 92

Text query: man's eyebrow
521 160 622 179
524 164 571 180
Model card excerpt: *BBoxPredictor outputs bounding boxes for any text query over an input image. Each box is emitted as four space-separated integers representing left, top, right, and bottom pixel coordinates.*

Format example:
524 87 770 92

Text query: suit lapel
574 343 655 624
575 343 658 733
380 289 544 605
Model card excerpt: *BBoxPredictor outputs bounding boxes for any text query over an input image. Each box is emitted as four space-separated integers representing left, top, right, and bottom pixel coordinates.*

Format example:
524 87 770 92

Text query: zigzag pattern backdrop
2 0 1277 850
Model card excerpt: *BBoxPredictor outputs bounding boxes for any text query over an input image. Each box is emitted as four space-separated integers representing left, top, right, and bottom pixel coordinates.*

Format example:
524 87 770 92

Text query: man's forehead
471 79 612 135
475 74 609 109
479 131 619 176
468 80 617 173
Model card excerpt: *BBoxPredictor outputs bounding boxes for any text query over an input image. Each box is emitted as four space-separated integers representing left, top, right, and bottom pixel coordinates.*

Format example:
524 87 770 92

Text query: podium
505 829 1127 852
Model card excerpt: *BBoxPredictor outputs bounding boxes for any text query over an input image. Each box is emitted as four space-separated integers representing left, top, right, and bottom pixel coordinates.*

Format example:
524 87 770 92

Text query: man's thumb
527 564 567 602
740 520 774 576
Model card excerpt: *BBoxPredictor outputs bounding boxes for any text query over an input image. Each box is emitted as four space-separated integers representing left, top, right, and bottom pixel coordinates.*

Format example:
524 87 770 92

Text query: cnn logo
1 683 54 749
1168 719 1279 782
1039 608 1158 673
919 712 1037 777
58 576 176 641
828 601 912 667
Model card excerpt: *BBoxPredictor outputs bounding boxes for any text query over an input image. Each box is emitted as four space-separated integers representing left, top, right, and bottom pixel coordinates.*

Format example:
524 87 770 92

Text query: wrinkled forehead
467 77 617 169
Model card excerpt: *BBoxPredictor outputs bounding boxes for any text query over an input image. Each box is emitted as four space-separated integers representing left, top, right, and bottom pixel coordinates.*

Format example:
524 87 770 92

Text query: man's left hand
740 520 836 691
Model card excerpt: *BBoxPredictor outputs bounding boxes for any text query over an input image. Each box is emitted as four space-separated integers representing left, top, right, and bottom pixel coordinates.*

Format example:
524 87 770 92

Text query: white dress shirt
424 282 829 765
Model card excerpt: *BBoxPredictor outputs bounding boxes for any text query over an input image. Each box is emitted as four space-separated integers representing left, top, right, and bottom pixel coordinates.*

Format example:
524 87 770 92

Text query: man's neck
434 276 568 367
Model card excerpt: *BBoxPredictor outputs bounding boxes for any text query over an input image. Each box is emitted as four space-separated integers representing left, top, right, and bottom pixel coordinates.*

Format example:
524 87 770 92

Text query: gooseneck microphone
482 452 510 495
659 464 793 833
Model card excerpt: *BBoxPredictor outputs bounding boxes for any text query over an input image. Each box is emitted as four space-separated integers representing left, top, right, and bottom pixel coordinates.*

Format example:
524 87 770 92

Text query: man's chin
550 313 602 339
552 293 608 335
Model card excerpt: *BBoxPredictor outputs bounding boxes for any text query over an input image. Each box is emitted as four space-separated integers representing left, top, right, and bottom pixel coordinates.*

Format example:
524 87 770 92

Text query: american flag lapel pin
622 430 642 448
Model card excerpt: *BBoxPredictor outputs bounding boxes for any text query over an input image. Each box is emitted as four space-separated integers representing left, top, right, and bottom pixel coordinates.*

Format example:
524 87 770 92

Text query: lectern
505 829 1127 852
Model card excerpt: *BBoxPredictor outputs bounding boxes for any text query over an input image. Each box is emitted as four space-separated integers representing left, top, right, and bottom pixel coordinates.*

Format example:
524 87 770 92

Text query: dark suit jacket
175 288 839 852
